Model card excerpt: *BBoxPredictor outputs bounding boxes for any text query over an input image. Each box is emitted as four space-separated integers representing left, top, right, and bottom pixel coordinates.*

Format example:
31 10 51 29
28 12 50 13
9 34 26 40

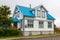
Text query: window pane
27 20 34 28
39 21 44 28
37 10 41 17
42 11 45 18
48 22 52 28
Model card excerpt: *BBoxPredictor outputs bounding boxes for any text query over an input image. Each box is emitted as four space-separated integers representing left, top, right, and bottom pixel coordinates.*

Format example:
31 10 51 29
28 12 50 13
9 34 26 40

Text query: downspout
22 16 25 36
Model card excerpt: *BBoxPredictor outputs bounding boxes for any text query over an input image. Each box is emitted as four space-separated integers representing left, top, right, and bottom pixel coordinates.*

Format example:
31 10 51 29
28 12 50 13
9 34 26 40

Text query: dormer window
18 11 19 12
37 10 41 17
15 7 20 13
31 9 35 14
32 10 35 14
42 11 45 18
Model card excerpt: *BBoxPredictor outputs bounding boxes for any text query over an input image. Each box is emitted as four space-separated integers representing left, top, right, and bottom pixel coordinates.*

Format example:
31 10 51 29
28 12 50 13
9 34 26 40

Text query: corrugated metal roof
15 5 55 20
46 12 55 20
12 18 19 22
16 5 35 17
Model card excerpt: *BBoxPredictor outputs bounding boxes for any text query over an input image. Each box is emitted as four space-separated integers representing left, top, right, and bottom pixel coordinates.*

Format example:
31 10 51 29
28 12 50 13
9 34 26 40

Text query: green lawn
0 36 22 39
0 33 60 39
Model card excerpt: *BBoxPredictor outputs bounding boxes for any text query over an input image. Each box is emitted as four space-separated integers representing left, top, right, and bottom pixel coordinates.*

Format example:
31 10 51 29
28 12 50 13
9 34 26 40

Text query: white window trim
25 20 34 28
48 21 52 28
39 21 44 28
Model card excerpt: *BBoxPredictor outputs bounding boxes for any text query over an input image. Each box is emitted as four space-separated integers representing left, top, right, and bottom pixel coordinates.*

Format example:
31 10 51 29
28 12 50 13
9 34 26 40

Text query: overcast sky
0 0 60 27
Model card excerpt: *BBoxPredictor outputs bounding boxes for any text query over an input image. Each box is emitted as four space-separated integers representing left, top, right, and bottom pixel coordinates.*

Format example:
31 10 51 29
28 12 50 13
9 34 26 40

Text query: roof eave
24 15 35 17
47 18 55 20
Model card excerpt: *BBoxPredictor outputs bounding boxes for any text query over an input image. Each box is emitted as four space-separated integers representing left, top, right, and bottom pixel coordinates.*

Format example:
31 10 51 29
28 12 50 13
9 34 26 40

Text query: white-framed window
14 11 20 18
37 10 41 17
14 9 20 18
39 21 44 28
37 10 45 18
15 7 19 13
20 20 23 28
32 10 35 14
48 22 52 28
42 11 45 18
27 20 34 28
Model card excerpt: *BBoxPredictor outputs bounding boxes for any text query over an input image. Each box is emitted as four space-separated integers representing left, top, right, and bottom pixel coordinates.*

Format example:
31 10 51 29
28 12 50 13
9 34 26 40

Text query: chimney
30 4 31 8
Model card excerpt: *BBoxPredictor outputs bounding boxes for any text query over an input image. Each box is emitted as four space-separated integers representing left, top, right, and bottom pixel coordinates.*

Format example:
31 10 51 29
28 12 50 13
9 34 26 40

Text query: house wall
13 7 23 29
22 7 54 36
17 22 21 29
24 18 54 31
11 23 14 27
22 17 54 36
13 7 23 19
14 6 54 36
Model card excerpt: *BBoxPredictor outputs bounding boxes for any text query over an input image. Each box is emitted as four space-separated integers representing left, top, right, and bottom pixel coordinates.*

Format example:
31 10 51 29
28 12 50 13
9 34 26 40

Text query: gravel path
13 36 60 40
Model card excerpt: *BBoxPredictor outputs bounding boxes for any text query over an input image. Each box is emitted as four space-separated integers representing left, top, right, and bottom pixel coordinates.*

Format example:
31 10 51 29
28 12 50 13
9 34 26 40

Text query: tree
0 5 12 28
54 24 56 28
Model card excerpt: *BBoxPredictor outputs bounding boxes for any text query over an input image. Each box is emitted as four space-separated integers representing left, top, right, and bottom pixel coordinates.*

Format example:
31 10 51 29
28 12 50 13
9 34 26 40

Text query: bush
0 28 20 36
0 28 4 36
54 28 60 33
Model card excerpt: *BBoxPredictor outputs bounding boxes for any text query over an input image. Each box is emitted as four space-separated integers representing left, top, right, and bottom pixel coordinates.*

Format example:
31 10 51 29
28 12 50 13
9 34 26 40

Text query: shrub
54 28 60 33
0 28 4 36
0 28 20 36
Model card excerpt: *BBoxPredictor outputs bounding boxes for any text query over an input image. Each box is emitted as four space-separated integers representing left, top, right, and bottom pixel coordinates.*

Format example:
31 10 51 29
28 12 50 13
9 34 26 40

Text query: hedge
0 28 20 36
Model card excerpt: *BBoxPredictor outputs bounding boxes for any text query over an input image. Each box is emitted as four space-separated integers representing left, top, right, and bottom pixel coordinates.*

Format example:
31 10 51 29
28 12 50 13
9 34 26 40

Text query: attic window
37 10 41 17
18 11 19 12
16 7 18 11
32 10 35 14
15 7 20 13
42 11 45 18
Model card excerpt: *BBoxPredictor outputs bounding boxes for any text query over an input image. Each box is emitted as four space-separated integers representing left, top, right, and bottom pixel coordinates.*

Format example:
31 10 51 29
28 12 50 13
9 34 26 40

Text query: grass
0 36 22 39
21 34 60 38
0 33 60 39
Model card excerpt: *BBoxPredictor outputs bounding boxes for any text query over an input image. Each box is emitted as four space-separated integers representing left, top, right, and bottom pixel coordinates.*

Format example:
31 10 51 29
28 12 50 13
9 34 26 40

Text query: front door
13 22 17 29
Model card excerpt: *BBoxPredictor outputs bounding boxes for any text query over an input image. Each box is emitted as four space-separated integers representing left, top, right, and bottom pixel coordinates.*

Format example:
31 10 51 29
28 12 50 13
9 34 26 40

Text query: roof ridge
16 5 32 9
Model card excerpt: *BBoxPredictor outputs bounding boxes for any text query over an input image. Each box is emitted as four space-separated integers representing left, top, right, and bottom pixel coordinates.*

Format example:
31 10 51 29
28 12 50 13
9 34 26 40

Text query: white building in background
12 5 55 36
